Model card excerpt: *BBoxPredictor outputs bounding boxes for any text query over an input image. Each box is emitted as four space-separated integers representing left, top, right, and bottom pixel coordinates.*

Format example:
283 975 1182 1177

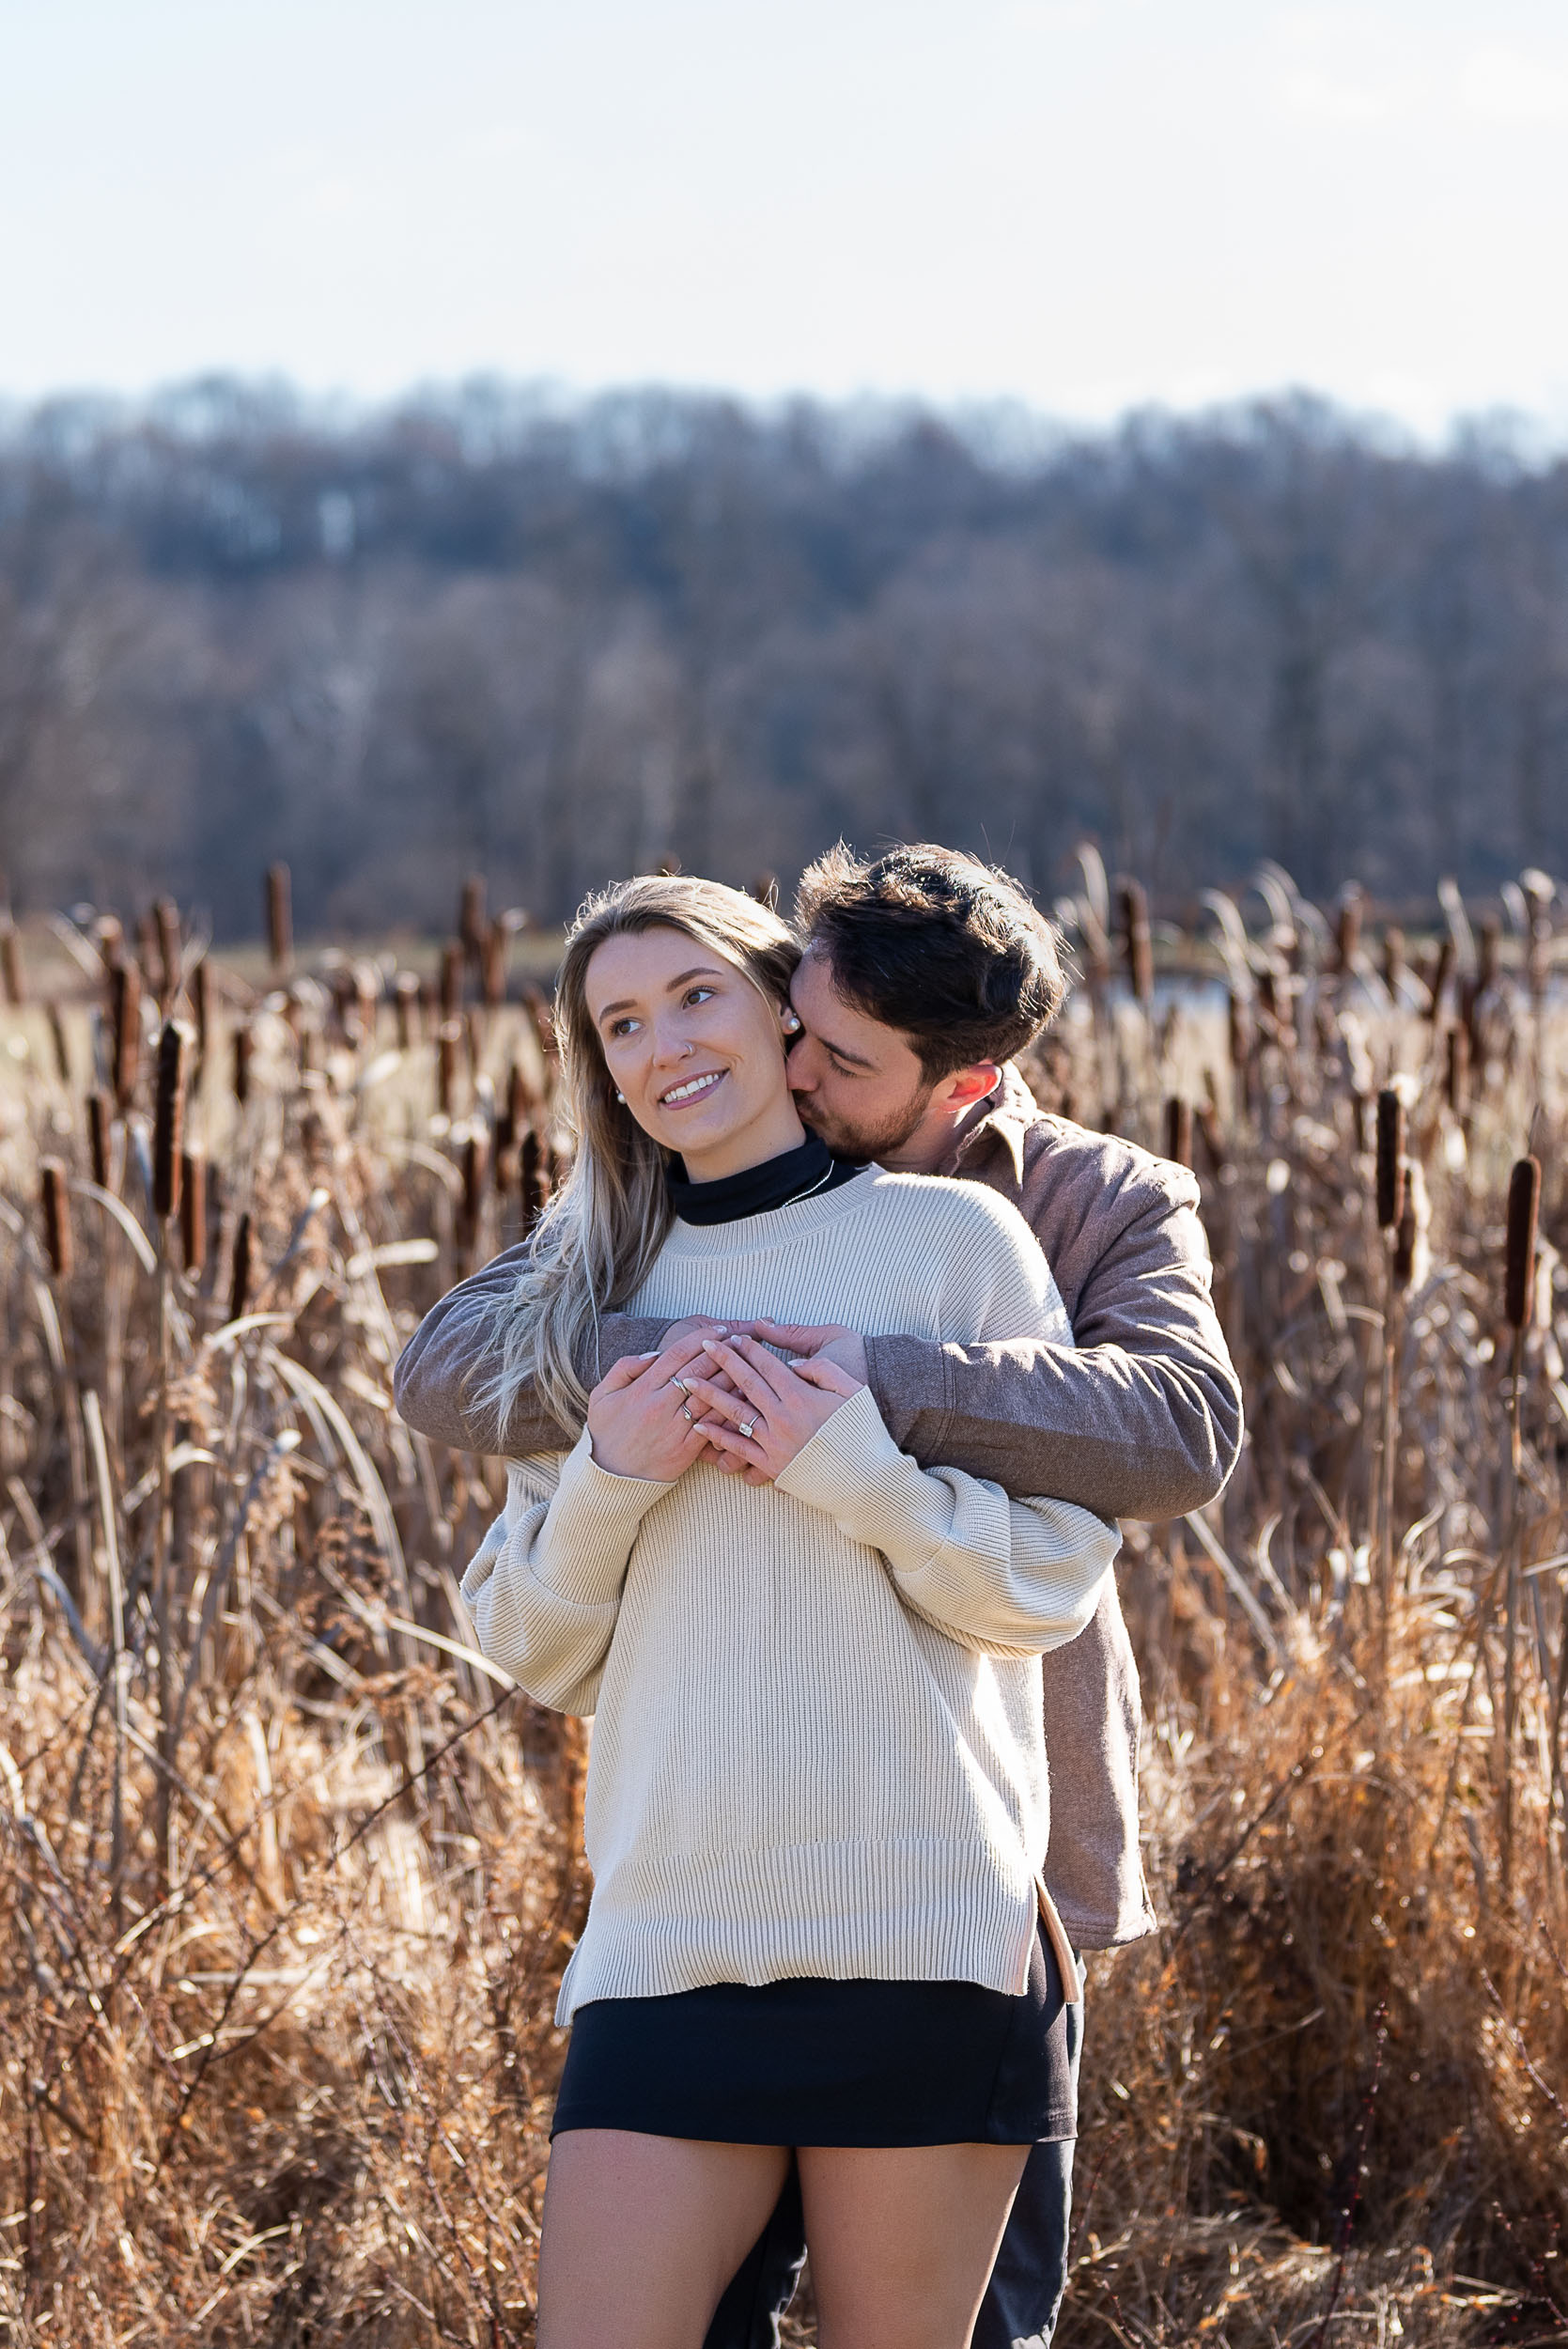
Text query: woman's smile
659 1069 727 1109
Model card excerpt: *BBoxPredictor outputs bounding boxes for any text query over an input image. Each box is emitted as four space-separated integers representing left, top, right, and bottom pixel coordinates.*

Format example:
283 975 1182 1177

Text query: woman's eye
683 987 716 1008
608 1017 639 1038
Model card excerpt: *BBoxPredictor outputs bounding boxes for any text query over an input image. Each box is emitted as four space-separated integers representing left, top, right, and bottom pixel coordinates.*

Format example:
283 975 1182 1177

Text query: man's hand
744 1318 870 1387
585 1334 720 1481
682 1334 864 1483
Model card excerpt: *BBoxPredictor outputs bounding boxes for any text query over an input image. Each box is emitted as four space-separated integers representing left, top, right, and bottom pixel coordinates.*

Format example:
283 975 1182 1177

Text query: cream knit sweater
460 1169 1121 2020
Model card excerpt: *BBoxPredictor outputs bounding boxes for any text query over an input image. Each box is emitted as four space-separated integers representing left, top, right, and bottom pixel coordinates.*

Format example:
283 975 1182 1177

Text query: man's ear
938 1062 1001 1111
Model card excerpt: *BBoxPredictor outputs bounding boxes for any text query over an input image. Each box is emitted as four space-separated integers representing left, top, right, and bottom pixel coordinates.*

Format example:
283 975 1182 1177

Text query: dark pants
702 1978 1083 2349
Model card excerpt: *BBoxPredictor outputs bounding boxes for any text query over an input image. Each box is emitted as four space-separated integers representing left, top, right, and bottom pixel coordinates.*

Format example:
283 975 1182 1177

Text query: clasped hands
585 1315 869 1485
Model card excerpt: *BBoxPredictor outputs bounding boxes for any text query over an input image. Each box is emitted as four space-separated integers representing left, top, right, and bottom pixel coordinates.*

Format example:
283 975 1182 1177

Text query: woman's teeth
660 1071 724 1106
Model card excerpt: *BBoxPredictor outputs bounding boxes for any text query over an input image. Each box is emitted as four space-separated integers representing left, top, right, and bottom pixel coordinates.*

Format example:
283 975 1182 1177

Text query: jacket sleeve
862 1179 1242 1523
392 1243 670 1455
458 1437 672 1713
775 1387 1119 1658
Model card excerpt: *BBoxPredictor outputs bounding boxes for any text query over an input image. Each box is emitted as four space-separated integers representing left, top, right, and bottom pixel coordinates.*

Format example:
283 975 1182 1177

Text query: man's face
785 946 938 1163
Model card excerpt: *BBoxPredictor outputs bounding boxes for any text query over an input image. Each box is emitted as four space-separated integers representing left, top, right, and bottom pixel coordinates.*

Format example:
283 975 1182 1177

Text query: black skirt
551 1919 1076 2148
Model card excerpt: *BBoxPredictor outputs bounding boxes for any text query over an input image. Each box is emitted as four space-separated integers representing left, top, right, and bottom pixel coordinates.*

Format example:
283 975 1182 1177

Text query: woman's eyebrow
595 966 727 1021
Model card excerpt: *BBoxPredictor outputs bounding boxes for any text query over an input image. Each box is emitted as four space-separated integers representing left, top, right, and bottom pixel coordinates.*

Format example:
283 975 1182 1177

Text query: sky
4 0 1568 440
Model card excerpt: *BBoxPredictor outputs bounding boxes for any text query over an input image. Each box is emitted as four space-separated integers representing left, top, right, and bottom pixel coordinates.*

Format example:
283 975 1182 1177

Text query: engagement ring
737 1417 757 1439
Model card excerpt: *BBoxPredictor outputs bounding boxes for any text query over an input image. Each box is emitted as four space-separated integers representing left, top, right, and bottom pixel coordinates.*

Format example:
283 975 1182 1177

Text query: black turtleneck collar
666 1130 864 1226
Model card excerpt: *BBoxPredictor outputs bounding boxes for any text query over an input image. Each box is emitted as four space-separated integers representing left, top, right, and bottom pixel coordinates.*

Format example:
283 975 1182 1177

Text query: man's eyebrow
595 965 727 1021
815 1028 877 1070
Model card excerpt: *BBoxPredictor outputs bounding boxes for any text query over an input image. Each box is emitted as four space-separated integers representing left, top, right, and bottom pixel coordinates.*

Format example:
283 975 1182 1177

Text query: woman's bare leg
799 2142 1031 2349
538 2130 790 2349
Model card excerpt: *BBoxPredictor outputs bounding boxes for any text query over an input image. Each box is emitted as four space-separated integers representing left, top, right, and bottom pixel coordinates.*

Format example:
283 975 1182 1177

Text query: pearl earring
783 1011 801 1034
615 1091 626 1103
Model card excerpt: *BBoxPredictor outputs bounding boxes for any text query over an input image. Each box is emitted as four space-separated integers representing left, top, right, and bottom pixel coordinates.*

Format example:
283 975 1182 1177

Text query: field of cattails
0 853 1563 2348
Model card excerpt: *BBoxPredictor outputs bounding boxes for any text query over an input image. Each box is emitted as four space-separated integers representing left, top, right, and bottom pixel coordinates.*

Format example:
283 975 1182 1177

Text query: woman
459 875 1119 2349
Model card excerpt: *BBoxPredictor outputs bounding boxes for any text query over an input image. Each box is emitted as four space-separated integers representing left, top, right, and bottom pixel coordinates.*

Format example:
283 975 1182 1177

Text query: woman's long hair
475 875 800 1440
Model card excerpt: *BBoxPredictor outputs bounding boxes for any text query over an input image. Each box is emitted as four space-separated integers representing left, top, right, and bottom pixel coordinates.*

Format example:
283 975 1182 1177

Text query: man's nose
788 1042 819 1095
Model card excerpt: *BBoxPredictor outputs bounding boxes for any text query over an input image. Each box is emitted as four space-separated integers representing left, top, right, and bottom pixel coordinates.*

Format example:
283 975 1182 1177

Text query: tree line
0 378 1564 936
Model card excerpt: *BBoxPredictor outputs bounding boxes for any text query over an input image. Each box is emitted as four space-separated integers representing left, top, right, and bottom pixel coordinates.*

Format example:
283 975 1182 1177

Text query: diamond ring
737 1417 757 1439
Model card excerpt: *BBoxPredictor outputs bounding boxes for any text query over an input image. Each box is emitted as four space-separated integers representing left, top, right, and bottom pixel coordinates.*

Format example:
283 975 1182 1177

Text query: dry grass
0 869 1564 2347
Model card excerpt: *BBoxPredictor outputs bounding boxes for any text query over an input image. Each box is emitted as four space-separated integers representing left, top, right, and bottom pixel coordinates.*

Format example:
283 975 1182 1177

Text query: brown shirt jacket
392 1066 1244 1948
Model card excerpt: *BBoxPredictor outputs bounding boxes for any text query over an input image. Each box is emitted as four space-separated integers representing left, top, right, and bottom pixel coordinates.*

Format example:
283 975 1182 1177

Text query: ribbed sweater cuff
539 1429 675 1609
776 1386 939 1566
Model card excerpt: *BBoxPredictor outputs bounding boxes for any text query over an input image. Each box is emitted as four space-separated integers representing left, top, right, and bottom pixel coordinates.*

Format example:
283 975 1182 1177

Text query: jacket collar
934 1063 1034 1192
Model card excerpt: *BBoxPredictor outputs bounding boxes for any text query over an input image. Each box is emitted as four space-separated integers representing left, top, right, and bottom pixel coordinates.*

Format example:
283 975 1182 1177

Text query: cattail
265 863 292 972
460 1128 489 1250
1382 926 1405 1001
1505 1156 1542 1330
154 897 181 998
394 971 421 1050
152 1020 189 1221
1444 1024 1469 1118
110 957 142 1108
1195 1099 1227 1174
229 1211 253 1324
179 1150 207 1275
39 1158 73 1281
1227 989 1250 1070
1375 1088 1405 1229
465 1006 484 1079
191 953 211 1064
440 941 465 1019
48 1002 70 1084
1426 934 1454 1020
1392 1195 1418 1291
437 1020 461 1117
1162 1097 1193 1169
0 918 24 1006
233 1022 252 1106
1333 889 1362 973
86 1090 111 1190
1118 879 1154 1007
481 918 509 1007
458 876 487 961
1477 913 1499 994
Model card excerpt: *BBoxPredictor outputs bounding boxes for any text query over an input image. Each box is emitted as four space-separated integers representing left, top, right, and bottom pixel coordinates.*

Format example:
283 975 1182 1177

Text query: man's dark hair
795 842 1066 1081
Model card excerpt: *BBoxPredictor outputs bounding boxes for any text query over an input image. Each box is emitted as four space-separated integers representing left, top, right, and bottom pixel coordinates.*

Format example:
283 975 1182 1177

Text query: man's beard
793 1082 932 1164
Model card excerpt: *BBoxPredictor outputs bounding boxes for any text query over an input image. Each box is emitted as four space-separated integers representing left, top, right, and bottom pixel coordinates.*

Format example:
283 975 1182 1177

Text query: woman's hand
585 1334 721 1481
681 1334 865 1483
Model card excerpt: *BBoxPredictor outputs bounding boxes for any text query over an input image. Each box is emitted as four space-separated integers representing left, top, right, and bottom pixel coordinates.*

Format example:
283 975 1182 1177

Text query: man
394 843 1243 2348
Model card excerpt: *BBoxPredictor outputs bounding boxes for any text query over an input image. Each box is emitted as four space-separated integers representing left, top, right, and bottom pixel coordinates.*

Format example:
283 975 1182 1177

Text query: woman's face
583 924 805 1181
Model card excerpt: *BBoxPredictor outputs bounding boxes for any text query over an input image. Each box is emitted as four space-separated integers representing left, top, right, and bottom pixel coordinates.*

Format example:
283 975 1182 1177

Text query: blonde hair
476 874 800 1439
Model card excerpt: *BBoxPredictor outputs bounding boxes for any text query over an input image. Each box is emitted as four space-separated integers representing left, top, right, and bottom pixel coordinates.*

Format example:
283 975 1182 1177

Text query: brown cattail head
191 953 212 1062
48 1002 70 1084
437 1019 461 1117
394 970 421 1050
1382 926 1405 1000
458 875 487 960
179 1150 207 1276
460 1127 489 1250
1118 879 1154 1006
1162 1097 1193 1169
1477 913 1499 994
39 1158 72 1282
229 1211 253 1324
440 941 465 1019
265 863 292 971
0 918 24 1006
1505 1156 1542 1330
86 1089 111 1190
233 1022 252 1106
481 918 508 1007
1375 1088 1405 1229
110 957 142 1108
1392 1192 1418 1291
1333 889 1362 973
1426 934 1454 1020
1444 1023 1469 1118
154 896 181 999
152 1020 190 1221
